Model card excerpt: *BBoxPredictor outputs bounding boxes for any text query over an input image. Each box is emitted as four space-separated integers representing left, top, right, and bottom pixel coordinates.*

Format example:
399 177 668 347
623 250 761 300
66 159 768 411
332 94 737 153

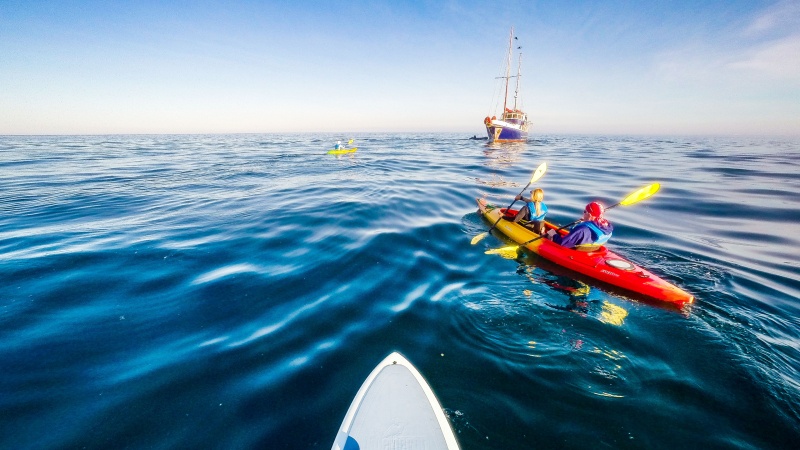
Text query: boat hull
477 198 693 306
485 123 528 142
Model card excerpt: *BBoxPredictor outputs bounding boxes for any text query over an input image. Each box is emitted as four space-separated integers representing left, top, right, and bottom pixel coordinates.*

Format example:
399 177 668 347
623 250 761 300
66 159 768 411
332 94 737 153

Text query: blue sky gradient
1 0 798 135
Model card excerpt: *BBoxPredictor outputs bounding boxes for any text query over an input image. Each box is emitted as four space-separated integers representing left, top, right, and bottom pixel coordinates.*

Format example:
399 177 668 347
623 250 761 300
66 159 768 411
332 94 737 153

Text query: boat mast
502 27 513 113
513 51 521 111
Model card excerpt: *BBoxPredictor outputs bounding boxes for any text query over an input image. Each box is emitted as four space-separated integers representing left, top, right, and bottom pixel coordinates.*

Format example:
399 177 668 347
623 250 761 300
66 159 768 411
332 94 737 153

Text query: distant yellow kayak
327 147 357 155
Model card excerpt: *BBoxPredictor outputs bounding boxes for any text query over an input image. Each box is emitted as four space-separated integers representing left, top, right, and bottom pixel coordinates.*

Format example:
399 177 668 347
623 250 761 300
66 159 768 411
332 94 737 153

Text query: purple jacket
554 220 614 249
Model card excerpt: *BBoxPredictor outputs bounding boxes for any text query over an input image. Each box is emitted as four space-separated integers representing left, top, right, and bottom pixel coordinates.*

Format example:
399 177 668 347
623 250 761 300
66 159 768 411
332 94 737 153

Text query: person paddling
513 188 548 234
546 201 613 250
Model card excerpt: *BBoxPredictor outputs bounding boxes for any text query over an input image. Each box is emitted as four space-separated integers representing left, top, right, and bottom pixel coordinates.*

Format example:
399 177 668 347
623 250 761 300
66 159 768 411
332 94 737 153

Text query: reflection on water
589 346 629 398
599 302 629 326
473 174 519 188
516 258 630 325
482 143 527 168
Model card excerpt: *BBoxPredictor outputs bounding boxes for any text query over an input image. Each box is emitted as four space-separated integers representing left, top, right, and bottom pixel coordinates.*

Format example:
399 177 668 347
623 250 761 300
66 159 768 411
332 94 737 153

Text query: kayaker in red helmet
546 201 614 250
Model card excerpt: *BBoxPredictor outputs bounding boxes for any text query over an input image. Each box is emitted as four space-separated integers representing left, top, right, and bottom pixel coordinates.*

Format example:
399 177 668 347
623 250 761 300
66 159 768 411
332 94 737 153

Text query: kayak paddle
485 183 661 255
471 162 547 245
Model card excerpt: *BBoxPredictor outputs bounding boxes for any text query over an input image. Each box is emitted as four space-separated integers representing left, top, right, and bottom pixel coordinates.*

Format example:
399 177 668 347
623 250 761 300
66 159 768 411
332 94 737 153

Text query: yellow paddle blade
347 139 354 144
485 245 520 258
620 183 660 206
470 232 488 245
530 162 547 184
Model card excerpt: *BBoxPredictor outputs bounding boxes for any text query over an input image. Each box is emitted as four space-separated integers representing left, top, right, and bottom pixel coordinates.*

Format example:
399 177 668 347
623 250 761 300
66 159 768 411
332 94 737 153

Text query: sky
1 0 798 136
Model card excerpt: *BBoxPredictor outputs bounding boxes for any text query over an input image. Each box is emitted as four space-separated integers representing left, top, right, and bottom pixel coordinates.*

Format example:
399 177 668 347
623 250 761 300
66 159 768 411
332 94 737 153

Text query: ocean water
0 133 798 449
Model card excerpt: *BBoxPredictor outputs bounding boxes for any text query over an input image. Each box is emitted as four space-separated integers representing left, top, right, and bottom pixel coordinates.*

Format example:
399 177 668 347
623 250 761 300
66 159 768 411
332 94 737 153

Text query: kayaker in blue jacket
513 188 548 234
547 201 613 250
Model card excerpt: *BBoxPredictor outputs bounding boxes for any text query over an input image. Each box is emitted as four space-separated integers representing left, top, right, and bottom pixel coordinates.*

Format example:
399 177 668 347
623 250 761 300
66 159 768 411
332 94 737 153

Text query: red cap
585 202 604 217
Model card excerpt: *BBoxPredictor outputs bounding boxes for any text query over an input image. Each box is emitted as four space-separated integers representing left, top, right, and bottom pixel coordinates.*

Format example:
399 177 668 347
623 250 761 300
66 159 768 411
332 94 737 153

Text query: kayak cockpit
499 208 610 254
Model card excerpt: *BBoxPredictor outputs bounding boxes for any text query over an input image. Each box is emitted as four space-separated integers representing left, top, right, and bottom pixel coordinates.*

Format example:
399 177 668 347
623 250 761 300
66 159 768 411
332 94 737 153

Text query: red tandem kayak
477 198 694 306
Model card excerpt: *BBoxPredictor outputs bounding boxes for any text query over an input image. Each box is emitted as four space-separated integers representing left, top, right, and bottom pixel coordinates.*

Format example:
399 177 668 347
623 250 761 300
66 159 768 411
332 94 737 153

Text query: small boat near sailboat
484 27 530 143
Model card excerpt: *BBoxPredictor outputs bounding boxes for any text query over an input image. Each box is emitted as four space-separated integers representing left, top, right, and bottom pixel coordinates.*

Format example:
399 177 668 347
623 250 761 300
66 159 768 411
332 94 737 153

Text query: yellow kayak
327 147 357 155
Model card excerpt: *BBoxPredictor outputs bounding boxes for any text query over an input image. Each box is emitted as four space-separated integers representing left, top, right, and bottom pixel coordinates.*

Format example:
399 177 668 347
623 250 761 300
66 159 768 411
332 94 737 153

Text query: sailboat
483 27 530 143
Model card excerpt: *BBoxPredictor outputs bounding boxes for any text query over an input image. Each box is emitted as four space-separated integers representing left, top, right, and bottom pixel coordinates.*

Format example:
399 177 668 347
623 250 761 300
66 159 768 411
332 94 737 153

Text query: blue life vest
582 221 611 245
526 202 548 221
